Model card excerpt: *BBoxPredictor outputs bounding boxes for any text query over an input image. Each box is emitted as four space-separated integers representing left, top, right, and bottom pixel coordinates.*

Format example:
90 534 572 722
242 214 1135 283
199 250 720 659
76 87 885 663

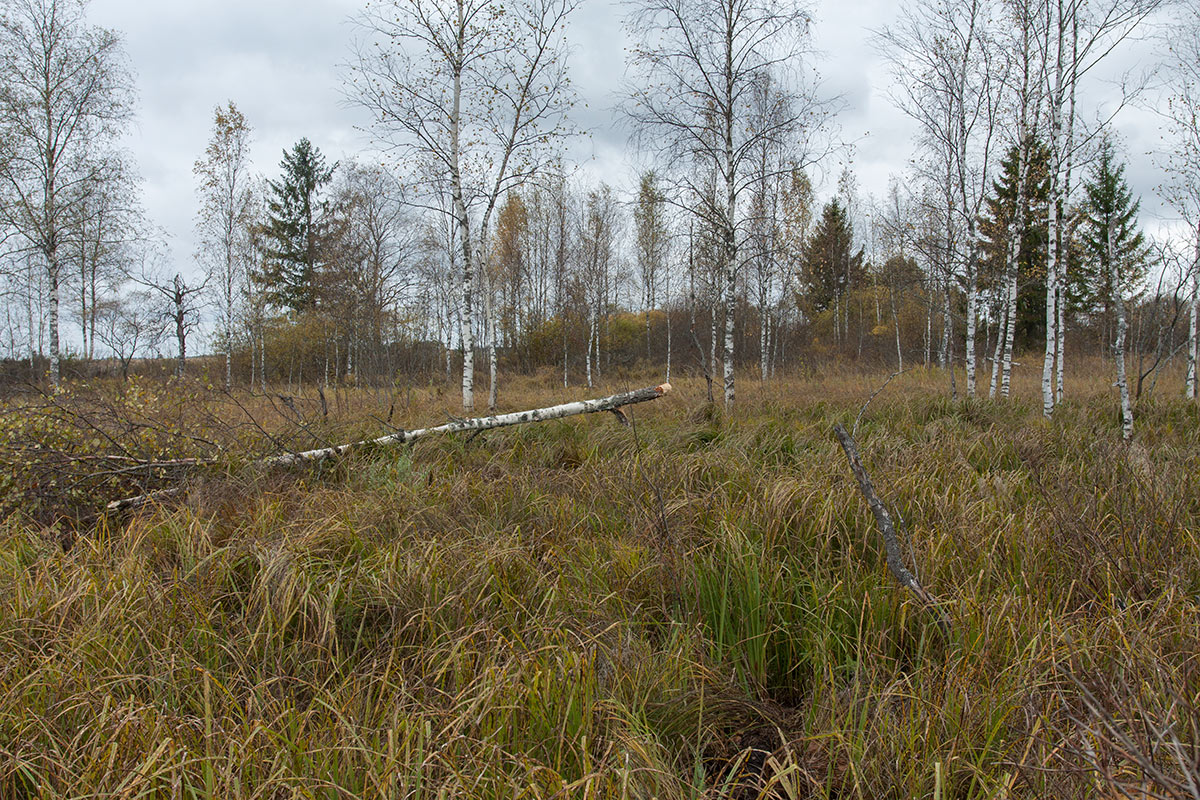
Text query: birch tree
351 0 578 411
332 162 414 382
878 0 1004 398
634 170 669 363
748 73 788 379
0 0 134 386
992 0 1045 399
194 102 254 390
1159 3 1200 400
579 184 620 389
1037 0 1165 417
69 151 140 360
624 0 816 409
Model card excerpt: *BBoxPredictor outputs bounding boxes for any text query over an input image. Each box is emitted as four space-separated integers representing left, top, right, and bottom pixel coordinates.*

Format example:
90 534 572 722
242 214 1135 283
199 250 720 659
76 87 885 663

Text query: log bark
833 423 950 635
107 384 673 510
264 383 672 467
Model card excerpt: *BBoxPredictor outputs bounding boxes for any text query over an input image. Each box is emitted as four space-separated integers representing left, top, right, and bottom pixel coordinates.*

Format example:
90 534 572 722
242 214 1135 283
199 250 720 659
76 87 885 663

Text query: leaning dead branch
833 423 951 635
264 383 673 466
106 384 674 510
852 367 911 437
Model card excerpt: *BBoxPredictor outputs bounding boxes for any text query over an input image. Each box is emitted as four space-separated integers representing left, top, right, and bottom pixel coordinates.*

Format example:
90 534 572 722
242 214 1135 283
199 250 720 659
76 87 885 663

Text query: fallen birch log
832 422 951 635
107 383 673 510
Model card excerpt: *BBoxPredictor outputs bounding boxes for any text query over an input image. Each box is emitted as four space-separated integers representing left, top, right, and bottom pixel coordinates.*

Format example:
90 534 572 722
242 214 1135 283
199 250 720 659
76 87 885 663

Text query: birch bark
1110 218 1132 440
1188 261 1198 400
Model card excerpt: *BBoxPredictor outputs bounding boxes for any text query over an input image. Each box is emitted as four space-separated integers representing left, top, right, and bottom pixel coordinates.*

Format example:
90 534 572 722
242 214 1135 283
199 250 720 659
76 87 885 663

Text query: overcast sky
88 0 1176 280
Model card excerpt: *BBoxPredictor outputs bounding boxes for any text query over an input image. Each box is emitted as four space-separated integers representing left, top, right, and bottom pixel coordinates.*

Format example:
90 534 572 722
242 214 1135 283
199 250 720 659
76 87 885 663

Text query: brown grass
0 357 1196 798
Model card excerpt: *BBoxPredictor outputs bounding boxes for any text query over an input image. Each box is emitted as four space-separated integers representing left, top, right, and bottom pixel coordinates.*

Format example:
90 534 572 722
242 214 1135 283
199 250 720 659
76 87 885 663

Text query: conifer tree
258 138 334 314
978 138 1051 350
1078 137 1148 344
802 199 864 316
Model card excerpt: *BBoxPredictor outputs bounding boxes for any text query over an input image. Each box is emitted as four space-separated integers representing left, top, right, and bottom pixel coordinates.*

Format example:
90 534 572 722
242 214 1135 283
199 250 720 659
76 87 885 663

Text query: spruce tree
258 138 335 314
978 137 1051 349
802 199 864 313
1078 136 1148 342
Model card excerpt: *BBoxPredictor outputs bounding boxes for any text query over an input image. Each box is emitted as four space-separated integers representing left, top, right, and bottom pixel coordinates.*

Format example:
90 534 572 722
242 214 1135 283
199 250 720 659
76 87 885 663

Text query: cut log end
656 382 673 395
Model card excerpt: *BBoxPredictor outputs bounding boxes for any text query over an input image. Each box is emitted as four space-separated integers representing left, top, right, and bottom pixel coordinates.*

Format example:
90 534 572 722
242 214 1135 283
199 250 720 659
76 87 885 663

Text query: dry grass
0 359 1197 798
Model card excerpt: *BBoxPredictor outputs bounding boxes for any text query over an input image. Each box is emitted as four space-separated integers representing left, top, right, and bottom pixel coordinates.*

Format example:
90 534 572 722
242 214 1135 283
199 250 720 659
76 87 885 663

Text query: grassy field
0 362 1197 798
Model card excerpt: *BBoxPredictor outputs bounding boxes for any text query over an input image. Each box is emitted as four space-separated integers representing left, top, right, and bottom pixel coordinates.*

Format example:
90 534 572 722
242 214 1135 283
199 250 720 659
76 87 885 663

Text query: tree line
1 0 1197 429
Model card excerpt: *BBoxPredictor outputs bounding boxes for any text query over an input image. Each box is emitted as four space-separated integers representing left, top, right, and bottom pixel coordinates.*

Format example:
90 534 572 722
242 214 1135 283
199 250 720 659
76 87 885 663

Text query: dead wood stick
832 423 951 635
106 488 184 513
264 382 673 467
107 384 673 510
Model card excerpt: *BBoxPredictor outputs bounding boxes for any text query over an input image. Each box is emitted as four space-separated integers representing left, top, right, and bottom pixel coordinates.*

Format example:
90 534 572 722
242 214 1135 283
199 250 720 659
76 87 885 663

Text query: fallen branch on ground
264 382 673 466
107 384 673 511
832 422 952 636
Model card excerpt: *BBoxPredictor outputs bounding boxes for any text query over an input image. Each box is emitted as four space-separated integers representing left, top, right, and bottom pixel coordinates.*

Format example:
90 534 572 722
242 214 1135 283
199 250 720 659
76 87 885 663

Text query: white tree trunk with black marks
1188 250 1198 400
266 384 674 467
1110 222 1132 440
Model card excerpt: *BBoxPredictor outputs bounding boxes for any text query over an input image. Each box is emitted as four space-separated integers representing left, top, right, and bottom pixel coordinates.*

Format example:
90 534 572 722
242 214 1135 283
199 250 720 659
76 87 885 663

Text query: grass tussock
0 361 1197 798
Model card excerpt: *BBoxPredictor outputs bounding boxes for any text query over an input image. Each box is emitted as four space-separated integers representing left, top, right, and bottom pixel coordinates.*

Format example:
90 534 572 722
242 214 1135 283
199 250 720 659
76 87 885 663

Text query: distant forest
1 0 1197 416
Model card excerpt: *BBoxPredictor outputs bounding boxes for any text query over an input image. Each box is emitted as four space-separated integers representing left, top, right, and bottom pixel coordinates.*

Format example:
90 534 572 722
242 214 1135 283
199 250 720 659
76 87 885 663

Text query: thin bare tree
623 0 822 409
0 0 135 385
194 101 255 391
1037 0 1166 417
1159 3 1200 400
878 0 1005 398
350 0 578 411
126 245 206 379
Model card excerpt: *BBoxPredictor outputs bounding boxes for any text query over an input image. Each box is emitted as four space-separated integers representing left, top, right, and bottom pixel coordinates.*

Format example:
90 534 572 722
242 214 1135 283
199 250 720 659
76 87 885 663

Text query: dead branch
106 488 184 513
853 368 911 437
264 383 673 466
832 422 951 635
107 383 674 510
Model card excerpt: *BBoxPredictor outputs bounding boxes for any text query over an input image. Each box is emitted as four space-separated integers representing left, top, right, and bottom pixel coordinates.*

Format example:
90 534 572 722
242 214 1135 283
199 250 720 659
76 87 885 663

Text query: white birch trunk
48 261 60 387
890 288 903 371
924 293 932 366
1043 1 1065 419
586 308 595 389
1110 222 1132 440
940 284 951 369
450 0 474 413
835 294 841 348
723 270 735 408
710 302 718 382
760 307 768 382
665 269 672 382
487 275 498 411
944 282 957 398
1043 193 1059 419
1002 30 1031 401
110 384 675 511
1057 8 1077 406
965 273 977 397
266 384 675 467
989 295 1007 398
1056 283 1065 403
1188 242 1198 400
1001 249 1019 399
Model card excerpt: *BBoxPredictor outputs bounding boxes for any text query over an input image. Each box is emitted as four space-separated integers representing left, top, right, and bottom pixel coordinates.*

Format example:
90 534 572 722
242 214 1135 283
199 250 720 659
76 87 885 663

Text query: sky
87 0 1178 283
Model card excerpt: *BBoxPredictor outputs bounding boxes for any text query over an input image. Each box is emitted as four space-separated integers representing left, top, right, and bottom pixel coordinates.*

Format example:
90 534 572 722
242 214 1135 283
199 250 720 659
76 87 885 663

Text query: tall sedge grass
0 360 1196 798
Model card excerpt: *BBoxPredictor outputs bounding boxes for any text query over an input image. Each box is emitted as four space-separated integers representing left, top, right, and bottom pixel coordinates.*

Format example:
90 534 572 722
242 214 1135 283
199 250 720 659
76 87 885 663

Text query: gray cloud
85 0 1181 282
